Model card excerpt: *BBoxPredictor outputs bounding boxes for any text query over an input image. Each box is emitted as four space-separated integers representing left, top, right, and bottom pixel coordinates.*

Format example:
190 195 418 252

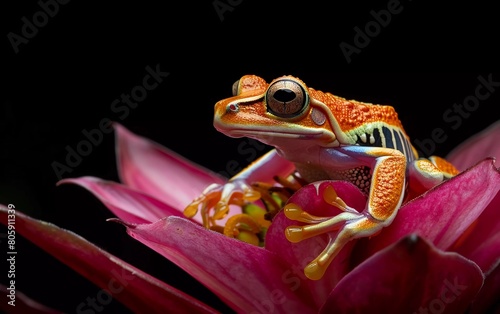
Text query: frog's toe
283 185 383 280
184 180 261 227
285 203 382 280
184 183 222 218
322 185 360 213
214 180 261 219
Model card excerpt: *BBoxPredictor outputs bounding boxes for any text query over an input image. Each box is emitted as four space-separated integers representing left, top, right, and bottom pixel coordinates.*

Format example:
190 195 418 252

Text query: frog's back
310 88 418 162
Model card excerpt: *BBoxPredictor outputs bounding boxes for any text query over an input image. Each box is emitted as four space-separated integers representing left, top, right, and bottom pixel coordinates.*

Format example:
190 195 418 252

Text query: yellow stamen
249 185 278 217
273 175 303 191
242 202 266 217
243 189 261 201
223 213 261 241
236 230 260 246
251 181 274 190
243 203 271 228
270 191 290 205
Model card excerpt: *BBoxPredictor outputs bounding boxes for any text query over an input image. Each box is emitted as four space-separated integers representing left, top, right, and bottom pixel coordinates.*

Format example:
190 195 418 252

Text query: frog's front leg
284 146 407 280
184 149 295 228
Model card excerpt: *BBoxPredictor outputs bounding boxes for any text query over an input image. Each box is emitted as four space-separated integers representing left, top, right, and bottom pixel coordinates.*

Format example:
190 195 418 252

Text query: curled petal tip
55 178 72 186
106 218 135 228
56 176 92 187
112 121 126 132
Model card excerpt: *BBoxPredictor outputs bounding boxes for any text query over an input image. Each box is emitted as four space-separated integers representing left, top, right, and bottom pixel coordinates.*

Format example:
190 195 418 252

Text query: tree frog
185 75 459 280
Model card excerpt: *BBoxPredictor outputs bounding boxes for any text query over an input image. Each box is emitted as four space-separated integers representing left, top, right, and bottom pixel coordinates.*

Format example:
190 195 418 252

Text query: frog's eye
232 79 240 96
265 79 309 118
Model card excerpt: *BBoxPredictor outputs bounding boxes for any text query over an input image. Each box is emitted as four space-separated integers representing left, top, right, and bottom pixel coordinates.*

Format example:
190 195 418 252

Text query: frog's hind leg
408 156 459 195
429 156 460 178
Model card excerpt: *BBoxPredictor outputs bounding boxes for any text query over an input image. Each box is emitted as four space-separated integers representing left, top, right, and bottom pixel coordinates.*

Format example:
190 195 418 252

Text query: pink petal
453 191 500 272
0 284 63 314
0 205 218 314
120 216 316 314
265 181 367 308
447 120 500 171
320 235 484 314
470 260 500 313
354 159 500 260
114 123 225 212
58 176 183 224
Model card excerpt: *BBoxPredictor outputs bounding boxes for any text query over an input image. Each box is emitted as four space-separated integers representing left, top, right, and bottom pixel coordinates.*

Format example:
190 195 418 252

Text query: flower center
223 211 268 246
183 174 302 246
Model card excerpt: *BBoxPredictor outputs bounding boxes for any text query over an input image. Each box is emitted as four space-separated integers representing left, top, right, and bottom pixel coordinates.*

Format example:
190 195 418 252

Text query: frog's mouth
217 126 338 148
226 128 325 140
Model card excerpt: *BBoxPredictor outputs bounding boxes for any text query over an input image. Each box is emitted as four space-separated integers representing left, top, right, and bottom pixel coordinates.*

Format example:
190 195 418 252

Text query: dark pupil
273 89 296 103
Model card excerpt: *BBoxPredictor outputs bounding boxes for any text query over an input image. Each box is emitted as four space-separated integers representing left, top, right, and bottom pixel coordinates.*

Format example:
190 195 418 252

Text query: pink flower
1 121 499 313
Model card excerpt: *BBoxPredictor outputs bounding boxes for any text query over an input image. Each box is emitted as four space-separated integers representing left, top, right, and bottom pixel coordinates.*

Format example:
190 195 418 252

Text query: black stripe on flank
356 133 370 146
400 131 414 162
356 135 364 146
371 128 382 147
366 133 371 145
394 130 404 155
382 126 394 149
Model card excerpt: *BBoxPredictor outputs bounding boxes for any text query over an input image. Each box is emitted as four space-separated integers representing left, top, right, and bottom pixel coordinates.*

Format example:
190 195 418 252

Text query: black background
2 0 500 313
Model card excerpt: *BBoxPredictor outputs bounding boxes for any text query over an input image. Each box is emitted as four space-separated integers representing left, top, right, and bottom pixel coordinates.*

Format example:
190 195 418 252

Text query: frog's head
214 75 340 149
